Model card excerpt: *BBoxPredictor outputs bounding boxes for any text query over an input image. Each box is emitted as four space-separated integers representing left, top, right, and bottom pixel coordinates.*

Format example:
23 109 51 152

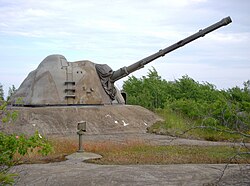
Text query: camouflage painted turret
11 17 232 106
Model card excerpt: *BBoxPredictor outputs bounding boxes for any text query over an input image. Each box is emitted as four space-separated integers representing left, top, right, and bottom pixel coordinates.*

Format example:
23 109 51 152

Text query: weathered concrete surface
9 134 250 186
66 152 102 162
10 54 125 105
2 105 162 136
11 161 250 186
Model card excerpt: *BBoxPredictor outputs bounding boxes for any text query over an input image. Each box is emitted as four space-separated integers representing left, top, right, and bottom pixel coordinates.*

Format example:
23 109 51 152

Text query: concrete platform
66 152 102 162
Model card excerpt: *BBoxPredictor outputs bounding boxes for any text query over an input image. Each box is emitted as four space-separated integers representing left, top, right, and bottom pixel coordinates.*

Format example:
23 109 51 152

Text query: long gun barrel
110 16 232 82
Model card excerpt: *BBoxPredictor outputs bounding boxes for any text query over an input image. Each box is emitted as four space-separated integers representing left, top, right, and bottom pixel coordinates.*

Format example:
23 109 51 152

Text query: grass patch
13 138 250 165
148 108 249 142
86 141 250 165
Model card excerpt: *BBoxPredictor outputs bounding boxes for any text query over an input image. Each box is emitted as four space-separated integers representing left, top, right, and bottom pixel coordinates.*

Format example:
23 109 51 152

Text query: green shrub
0 131 52 185
0 97 53 185
0 131 52 167
123 68 250 134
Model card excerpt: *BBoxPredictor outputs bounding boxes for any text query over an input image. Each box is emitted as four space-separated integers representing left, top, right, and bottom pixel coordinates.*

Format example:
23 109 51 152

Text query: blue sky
0 0 249 97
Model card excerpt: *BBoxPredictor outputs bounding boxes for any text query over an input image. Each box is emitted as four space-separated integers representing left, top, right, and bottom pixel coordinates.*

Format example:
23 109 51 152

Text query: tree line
0 84 16 101
122 67 250 132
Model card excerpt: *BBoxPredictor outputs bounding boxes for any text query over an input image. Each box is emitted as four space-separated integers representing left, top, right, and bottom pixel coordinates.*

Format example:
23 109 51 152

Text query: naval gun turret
11 17 232 106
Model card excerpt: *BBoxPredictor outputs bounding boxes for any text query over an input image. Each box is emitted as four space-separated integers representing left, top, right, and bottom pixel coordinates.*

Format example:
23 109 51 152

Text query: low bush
0 131 52 185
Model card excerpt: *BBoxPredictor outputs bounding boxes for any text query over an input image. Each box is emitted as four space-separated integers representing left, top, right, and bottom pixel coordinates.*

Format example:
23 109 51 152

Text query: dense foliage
122 68 250 132
0 98 52 185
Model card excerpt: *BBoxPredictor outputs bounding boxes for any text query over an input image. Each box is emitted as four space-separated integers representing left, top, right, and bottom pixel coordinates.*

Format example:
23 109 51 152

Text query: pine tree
7 85 16 101
0 83 4 101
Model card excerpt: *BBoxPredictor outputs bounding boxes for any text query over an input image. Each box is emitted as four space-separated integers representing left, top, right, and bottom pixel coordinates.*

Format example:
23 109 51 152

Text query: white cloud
208 32 250 43
0 0 210 39
0 0 249 97
25 8 56 17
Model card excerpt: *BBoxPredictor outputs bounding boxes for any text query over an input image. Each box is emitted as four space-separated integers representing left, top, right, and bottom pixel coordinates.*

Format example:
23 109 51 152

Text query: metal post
77 121 86 153
78 133 84 152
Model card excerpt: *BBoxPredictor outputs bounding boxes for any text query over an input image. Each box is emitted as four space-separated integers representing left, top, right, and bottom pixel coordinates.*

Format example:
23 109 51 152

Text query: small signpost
77 121 86 153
